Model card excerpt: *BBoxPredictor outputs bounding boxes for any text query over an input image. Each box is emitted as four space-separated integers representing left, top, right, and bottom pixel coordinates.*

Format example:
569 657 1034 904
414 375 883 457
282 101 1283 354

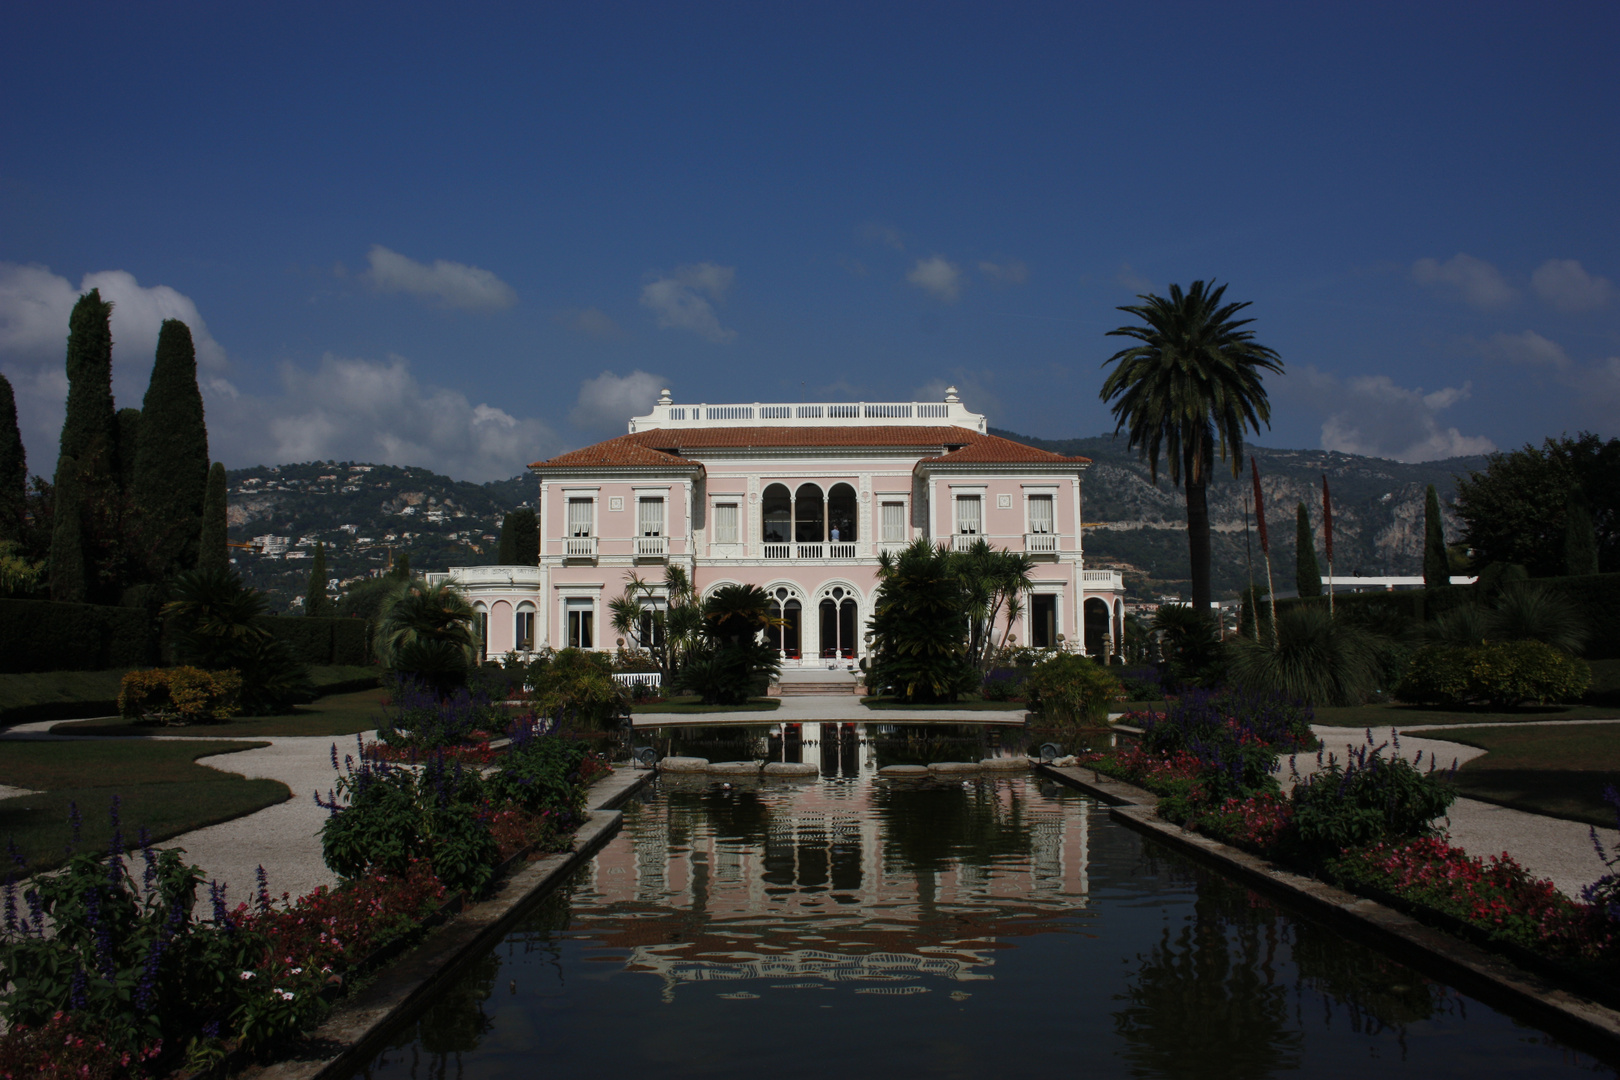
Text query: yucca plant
1227 603 1385 706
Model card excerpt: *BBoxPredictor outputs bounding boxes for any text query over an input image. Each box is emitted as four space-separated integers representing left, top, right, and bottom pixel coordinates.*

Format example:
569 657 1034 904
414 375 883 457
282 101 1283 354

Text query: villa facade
431 388 1125 666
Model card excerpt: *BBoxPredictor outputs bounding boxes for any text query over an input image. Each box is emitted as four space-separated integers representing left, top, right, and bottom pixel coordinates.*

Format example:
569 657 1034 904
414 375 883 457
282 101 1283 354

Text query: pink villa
430 388 1126 667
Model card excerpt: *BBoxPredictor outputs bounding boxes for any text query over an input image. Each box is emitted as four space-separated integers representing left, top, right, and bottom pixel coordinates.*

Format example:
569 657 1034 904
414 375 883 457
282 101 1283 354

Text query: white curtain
567 498 592 537
639 498 664 536
881 501 905 542
714 503 739 544
1028 495 1054 534
956 495 982 534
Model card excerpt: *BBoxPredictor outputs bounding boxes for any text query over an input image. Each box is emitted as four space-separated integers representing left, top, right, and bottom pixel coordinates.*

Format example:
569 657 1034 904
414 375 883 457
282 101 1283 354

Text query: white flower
239 971 256 981
289 967 303 975
275 989 295 1001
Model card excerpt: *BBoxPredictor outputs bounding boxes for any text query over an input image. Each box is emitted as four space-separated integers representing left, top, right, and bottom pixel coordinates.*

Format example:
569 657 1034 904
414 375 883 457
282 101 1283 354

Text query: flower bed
1 720 608 1079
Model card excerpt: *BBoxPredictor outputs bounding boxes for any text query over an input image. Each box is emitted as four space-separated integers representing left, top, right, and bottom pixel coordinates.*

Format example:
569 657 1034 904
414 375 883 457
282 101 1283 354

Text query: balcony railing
1082 569 1125 591
761 542 858 560
951 533 980 552
828 542 856 559
564 536 597 559
636 535 668 559
1025 532 1058 554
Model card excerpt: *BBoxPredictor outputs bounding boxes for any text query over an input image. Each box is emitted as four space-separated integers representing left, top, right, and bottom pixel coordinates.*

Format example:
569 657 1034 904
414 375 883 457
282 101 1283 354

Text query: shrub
317 745 497 896
525 648 626 728
377 676 503 750
1287 731 1456 864
1398 640 1591 708
980 667 1024 701
483 726 591 821
1227 603 1388 706
0 599 156 673
117 667 242 724
1117 664 1163 701
1021 653 1121 725
678 640 777 705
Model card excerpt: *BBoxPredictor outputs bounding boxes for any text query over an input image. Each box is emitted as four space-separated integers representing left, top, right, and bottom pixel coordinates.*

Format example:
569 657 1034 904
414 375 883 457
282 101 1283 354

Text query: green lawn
0 668 128 728
861 696 1027 711
54 686 388 738
633 695 780 714
1420 722 1620 828
1312 701 1620 728
0 740 289 873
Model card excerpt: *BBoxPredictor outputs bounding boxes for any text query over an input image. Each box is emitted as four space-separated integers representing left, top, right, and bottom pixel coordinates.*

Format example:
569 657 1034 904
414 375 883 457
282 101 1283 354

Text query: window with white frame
567 498 593 537
638 497 665 537
955 494 982 535
515 604 536 651
1027 494 1054 534
713 502 739 544
566 599 594 648
880 501 906 543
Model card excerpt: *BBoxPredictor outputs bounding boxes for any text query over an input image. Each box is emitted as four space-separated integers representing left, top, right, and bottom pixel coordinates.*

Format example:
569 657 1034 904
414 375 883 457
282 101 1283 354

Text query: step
778 683 857 696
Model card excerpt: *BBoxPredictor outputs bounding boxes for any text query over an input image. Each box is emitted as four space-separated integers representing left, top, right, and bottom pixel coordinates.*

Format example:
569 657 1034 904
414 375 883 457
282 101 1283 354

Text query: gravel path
1300 725 1619 899
2 721 361 905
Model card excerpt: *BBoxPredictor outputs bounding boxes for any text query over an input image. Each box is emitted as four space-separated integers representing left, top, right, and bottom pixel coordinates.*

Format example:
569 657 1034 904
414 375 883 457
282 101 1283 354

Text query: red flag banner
1251 457 1269 554
1322 474 1334 562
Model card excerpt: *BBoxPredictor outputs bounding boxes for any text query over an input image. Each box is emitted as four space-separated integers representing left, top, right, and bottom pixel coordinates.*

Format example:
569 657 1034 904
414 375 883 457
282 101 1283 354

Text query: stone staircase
777 679 859 697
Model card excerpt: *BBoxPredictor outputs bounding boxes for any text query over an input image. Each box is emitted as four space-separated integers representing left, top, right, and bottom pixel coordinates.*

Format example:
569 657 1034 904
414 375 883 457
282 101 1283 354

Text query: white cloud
906 256 962 302
978 259 1029 286
1531 259 1612 312
555 306 622 338
569 370 666 435
1290 367 1495 462
1411 253 1517 309
1115 263 1154 293
1482 329 1572 369
204 354 558 482
0 262 230 476
362 245 517 311
639 263 736 342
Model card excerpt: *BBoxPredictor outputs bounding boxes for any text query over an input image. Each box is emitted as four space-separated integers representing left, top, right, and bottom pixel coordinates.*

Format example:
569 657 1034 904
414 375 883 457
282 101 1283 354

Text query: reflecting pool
352 773 1615 1079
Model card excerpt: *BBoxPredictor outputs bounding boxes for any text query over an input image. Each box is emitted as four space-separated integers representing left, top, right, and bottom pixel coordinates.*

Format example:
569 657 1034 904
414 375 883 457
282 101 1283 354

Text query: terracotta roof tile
531 426 1089 469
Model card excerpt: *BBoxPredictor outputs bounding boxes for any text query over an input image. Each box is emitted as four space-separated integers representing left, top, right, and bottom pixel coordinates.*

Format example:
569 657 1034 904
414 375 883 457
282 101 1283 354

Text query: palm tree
1100 280 1282 616
949 539 1035 671
374 579 480 693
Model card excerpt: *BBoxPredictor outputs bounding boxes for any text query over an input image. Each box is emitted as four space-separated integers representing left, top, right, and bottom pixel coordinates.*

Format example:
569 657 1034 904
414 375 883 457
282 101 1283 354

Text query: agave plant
1426 581 1588 655
1227 603 1385 706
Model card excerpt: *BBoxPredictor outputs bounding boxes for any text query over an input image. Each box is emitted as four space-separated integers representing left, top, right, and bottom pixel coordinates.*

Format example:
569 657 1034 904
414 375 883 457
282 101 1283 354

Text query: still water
353 773 1613 1079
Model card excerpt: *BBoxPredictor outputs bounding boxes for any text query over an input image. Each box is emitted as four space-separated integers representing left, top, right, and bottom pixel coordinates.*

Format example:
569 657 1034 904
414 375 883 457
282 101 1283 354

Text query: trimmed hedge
258 615 372 667
0 599 157 673
1277 573 1620 659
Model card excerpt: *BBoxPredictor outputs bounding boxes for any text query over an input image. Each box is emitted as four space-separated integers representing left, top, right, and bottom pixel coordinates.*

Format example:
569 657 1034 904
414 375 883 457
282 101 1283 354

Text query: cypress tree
306 541 329 616
49 455 87 602
132 320 210 578
497 509 539 565
197 462 228 573
1295 501 1322 598
1566 491 1600 577
391 551 411 581
0 374 25 544
116 408 141 497
59 290 119 482
1423 484 1450 588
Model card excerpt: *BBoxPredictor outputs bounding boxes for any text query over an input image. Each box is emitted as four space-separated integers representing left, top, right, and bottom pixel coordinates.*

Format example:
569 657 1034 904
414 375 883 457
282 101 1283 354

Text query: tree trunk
1185 476 1212 618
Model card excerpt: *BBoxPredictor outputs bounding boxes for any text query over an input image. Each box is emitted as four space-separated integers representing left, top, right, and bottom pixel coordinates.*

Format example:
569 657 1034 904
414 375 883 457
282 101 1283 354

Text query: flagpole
1322 473 1335 619
1243 492 1258 641
1252 457 1278 646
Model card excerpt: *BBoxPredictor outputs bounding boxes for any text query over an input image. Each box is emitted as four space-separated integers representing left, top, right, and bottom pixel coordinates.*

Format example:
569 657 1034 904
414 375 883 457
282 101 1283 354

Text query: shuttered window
714 503 739 544
567 498 593 537
638 497 665 536
1028 495 1054 534
881 501 906 542
955 495 982 535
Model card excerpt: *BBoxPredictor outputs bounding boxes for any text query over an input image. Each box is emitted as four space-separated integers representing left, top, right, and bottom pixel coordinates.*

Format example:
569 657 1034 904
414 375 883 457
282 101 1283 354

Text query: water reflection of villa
429 387 1127 663
572 778 1092 999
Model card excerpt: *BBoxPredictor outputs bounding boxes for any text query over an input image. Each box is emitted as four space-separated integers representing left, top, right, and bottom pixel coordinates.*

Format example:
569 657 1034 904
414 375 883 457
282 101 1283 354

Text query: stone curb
249 768 653 1080
1036 764 1620 1058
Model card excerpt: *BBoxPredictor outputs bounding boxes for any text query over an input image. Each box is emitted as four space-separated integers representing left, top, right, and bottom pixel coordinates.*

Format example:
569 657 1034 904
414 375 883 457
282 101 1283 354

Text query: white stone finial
944 385 960 403
658 388 673 406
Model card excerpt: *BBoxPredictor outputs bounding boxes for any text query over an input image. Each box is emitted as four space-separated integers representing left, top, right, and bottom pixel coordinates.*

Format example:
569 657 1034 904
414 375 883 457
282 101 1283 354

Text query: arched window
515 602 536 652
1084 598 1112 658
762 484 791 544
794 483 824 544
474 604 489 661
817 585 859 659
827 483 857 544
771 586 802 659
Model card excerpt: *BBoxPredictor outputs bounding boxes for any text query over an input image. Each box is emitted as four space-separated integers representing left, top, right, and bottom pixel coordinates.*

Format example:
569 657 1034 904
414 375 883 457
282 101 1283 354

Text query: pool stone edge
1037 763 1620 1059
249 766 654 1080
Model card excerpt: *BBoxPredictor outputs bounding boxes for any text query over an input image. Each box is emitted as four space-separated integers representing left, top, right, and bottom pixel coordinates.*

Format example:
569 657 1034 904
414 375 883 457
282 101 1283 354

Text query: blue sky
3 2 1617 481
